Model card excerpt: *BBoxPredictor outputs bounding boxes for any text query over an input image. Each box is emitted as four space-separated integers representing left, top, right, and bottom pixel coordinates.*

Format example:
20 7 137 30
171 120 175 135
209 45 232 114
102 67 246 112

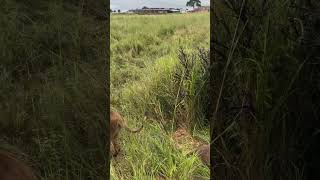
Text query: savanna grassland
110 13 210 179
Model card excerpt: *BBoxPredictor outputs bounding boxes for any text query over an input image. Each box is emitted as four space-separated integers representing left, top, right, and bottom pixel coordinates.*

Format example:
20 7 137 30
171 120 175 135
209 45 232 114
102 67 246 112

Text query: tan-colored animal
0 151 37 180
197 144 210 167
110 111 144 157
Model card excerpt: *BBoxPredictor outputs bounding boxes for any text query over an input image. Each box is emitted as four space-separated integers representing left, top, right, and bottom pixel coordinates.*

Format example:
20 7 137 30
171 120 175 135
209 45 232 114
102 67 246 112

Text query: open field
111 13 210 179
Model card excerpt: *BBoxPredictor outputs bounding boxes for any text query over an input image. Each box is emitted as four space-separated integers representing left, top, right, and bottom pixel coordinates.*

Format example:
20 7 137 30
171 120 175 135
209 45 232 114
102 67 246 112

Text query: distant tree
142 6 148 9
186 0 201 8
118 9 120 13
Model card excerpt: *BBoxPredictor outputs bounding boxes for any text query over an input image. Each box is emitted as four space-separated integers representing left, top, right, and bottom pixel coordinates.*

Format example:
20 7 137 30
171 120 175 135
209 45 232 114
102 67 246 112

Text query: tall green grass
211 1 320 179
111 13 210 179
0 1 108 179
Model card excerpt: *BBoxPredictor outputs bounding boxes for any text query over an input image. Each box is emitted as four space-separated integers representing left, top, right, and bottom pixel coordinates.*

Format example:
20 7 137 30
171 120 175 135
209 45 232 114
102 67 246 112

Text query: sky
110 0 210 11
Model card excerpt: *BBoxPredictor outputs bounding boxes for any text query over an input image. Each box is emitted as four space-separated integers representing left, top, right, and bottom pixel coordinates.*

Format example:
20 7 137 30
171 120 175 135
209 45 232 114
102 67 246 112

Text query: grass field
110 13 210 179
0 1 108 179
211 1 320 179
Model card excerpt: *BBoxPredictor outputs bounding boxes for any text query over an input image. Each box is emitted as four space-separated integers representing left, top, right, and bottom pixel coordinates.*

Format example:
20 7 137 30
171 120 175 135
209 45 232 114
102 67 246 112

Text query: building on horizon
188 6 210 13
128 7 182 14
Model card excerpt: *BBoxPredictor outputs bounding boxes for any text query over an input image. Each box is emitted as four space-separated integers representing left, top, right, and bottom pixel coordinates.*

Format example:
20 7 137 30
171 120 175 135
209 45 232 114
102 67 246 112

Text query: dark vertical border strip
106 0 110 179
209 0 214 179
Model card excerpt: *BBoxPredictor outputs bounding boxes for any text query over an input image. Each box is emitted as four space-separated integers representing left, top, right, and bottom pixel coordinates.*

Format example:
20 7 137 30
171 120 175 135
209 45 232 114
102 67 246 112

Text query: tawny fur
110 111 143 157
0 151 37 180
197 144 210 167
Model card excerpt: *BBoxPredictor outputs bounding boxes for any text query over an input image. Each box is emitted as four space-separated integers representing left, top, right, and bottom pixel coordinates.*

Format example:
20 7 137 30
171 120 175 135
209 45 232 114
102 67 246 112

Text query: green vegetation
0 1 107 179
186 0 202 8
211 1 320 179
111 13 210 179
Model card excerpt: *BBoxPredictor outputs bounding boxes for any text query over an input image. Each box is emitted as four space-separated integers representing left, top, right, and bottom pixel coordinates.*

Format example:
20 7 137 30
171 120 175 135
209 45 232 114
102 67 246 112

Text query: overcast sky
110 0 210 11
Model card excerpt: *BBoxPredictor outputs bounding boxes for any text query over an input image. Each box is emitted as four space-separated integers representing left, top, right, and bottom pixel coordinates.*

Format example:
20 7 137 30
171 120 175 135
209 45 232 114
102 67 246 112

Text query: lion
110 111 144 157
197 144 210 167
0 150 38 180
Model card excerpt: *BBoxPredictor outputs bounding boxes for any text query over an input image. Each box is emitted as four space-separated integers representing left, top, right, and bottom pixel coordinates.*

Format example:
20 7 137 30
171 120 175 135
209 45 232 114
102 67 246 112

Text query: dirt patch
171 128 202 154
